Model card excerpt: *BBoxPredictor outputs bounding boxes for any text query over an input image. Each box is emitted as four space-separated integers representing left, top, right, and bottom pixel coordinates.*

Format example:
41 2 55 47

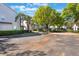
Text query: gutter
0 22 12 24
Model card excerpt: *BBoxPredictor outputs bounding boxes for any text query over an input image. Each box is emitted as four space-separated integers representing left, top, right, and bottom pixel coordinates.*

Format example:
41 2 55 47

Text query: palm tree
25 15 32 32
15 13 26 30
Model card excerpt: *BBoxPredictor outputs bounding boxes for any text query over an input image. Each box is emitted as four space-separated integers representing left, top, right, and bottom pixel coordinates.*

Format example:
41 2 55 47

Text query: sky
5 3 67 16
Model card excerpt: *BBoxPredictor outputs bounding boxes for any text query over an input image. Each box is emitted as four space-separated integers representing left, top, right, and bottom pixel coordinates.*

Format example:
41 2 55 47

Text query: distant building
72 24 78 31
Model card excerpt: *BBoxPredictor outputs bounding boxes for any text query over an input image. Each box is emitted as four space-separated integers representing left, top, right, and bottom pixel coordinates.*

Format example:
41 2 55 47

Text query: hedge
0 30 32 36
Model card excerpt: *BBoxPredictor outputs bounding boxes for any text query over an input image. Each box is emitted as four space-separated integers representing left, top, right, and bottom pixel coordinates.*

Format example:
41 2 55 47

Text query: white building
0 4 20 30
72 24 78 31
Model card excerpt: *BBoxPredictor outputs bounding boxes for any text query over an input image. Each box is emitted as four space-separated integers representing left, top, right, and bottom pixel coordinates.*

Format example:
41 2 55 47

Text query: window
0 16 6 20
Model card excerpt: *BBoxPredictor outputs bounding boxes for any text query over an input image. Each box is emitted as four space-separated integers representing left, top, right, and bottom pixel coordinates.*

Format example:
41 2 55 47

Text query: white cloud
11 5 37 11
33 3 48 6
15 6 25 8
10 3 48 12
25 8 37 11
10 3 48 16
11 5 37 16
57 9 62 12
11 5 26 11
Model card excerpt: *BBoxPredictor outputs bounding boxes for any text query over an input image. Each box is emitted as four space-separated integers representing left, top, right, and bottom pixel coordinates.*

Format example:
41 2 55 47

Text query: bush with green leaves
0 30 32 36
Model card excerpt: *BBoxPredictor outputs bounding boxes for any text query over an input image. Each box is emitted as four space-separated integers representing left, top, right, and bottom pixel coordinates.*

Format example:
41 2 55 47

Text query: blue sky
5 3 67 16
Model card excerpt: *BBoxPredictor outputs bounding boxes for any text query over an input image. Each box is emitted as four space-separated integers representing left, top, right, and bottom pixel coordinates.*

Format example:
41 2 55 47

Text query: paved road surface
0 33 79 56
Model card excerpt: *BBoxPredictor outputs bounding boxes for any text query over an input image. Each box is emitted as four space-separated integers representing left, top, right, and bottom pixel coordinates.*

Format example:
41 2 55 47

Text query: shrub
33 29 38 31
50 28 67 32
0 30 32 36
67 29 73 32
72 30 79 33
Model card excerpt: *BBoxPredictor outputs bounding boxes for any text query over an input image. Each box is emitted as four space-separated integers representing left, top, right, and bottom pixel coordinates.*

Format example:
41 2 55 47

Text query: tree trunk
27 20 30 32
45 24 49 33
37 25 39 32
20 17 21 30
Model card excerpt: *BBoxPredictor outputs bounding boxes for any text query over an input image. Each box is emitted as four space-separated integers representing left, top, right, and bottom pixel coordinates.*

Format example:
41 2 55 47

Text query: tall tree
52 12 64 27
25 15 32 32
75 4 79 23
33 6 52 32
61 3 78 27
33 6 61 32
15 13 26 29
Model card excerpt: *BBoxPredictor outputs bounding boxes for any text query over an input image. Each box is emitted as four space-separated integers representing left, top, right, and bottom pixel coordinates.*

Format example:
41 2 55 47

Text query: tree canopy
15 12 32 31
15 12 26 21
33 6 64 27
61 3 79 25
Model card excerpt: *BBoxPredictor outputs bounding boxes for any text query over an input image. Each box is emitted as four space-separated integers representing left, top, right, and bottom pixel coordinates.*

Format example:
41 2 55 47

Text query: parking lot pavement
0 33 79 56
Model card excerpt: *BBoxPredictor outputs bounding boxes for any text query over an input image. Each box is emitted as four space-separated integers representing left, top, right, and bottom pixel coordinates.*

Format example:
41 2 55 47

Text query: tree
15 13 32 31
61 3 78 28
33 6 62 32
52 12 64 27
75 4 79 23
15 13 26 29
62 3 77 19
61 3 79 26
25 15 32 32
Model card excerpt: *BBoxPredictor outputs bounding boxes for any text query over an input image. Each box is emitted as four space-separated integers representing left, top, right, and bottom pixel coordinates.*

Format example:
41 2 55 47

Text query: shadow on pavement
15 50 47 56
0 42 19 55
